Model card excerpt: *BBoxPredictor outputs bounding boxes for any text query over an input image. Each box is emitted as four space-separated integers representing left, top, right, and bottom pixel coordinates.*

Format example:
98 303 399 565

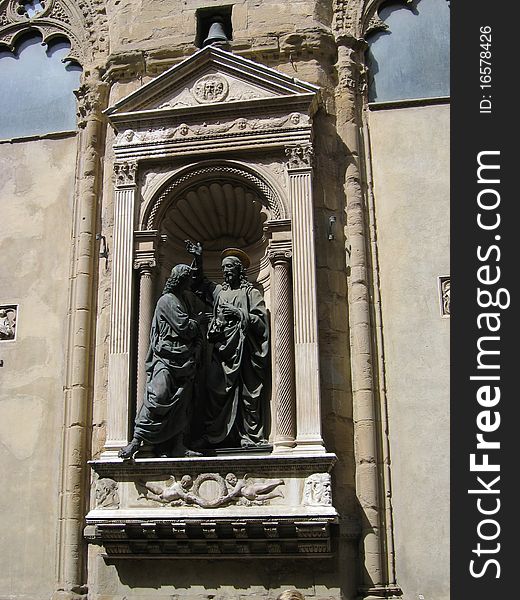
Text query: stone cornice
102 30 338 83
89 452 338 479
108 96 318 134
104 46 321 118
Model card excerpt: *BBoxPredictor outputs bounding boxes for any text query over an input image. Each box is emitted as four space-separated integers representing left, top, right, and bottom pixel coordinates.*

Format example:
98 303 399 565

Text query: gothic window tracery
19 1 46 18
365 0 450 102
0 32 81 139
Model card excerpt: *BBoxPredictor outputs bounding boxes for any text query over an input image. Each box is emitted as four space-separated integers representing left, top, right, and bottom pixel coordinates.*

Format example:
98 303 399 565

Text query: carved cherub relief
137 473 284 508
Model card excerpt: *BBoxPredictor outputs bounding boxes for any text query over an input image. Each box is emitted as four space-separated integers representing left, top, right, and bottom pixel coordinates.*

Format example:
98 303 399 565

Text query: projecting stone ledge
85 452 358 558
84 517 347 559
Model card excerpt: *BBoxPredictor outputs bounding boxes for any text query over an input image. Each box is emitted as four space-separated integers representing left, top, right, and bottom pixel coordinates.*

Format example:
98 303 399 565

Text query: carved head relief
123 129 135 142
192 74 229 104
95 478 120 509
289 112 301 125
303 473 332 506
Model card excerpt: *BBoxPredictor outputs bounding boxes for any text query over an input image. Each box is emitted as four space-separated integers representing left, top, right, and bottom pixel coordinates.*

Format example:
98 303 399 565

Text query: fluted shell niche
156 179 271 299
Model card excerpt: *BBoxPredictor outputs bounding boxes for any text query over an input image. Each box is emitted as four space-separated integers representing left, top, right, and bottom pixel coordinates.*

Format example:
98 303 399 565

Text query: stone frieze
137 472 285 508
114 113 309 147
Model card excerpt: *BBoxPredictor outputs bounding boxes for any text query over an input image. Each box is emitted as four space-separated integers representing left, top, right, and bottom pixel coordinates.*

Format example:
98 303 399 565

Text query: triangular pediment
105 46 320 118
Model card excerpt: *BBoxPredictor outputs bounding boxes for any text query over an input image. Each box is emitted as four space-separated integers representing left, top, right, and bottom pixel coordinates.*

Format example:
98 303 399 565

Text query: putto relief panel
0 305 17 341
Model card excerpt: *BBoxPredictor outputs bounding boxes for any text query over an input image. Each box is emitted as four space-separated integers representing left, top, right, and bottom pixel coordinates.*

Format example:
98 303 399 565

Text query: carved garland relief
114 113 308 147
136 473 285 508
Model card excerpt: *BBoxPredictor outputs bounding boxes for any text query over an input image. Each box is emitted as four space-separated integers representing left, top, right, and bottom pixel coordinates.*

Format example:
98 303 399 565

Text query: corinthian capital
114 161 138 187
74 76 109 128
285 144 314 170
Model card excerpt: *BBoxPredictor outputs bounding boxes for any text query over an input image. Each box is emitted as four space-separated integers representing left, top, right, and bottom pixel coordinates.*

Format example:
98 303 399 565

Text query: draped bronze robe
203 283 270 446
133 291 201 446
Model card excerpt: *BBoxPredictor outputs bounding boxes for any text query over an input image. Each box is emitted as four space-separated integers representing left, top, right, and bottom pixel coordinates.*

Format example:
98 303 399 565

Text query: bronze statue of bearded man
186 241 270 449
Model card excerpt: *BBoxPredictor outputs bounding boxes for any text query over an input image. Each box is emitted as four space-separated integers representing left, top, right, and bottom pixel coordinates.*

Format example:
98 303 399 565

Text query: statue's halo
221 248 251 269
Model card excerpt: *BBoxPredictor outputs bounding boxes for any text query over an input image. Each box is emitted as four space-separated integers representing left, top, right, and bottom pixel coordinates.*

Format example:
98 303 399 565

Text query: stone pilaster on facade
334 35 392 597
285 144 325 453
104 161 139 457
268 243 296 451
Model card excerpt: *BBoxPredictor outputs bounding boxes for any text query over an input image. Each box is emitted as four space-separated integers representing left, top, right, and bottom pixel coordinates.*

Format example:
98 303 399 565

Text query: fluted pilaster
104 161 138 457
285 145 325 453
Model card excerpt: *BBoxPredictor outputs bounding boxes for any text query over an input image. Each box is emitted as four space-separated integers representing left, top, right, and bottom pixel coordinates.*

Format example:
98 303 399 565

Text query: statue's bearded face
222 257 241 284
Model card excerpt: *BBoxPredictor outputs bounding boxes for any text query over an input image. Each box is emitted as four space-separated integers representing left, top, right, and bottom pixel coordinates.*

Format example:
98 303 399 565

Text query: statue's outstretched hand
185 240 202 256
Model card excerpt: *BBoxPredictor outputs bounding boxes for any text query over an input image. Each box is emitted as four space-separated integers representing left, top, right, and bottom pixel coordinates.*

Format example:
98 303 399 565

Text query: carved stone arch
362 0 418 37
334 0 415 39
0 0 109 65
144 161 285 232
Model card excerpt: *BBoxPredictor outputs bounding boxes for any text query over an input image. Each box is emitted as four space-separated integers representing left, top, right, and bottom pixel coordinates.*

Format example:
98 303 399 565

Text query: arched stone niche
87 46 339 559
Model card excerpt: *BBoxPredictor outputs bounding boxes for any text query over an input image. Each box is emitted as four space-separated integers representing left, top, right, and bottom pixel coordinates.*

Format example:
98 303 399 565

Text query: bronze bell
203 17 230 47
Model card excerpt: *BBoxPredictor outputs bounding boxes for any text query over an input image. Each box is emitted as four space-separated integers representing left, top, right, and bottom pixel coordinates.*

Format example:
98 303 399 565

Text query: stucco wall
368 103 450 600
0 135 77 600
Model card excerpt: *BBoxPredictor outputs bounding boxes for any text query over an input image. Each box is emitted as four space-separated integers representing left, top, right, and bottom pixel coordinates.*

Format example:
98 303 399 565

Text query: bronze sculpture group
119 240 270 459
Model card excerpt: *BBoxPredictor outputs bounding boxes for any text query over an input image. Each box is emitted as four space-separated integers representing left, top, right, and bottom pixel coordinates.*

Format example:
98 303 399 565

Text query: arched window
0 33 82 139
366 0 450 103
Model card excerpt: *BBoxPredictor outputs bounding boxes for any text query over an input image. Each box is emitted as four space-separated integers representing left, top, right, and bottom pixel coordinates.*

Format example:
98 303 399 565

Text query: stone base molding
357 587 403 600
86 453 349 559
86 518 338 559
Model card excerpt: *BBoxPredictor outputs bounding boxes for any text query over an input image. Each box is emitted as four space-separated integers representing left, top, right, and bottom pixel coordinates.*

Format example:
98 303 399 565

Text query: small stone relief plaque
0 305 17 341
439 276 450 317
95 478 120 509
303 473 332 506
192 74 229 103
